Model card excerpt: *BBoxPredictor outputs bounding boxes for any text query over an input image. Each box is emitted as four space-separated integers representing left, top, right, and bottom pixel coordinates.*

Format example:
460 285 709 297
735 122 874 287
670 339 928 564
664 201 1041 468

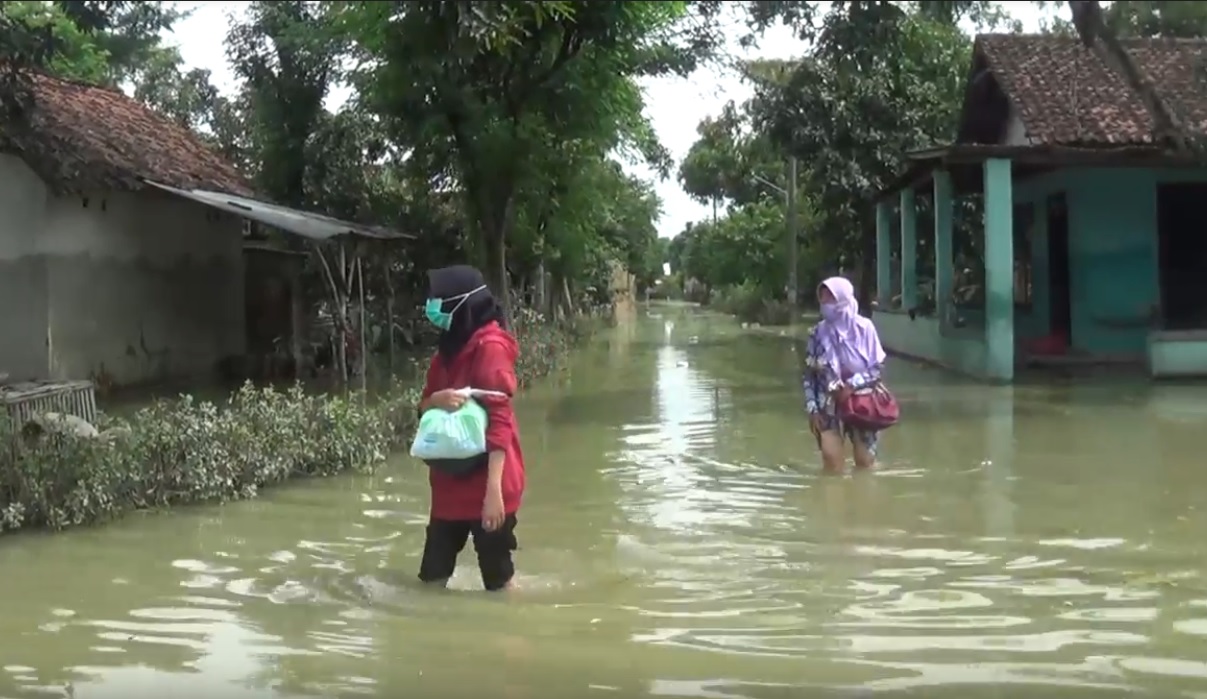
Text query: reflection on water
3 305 1207 697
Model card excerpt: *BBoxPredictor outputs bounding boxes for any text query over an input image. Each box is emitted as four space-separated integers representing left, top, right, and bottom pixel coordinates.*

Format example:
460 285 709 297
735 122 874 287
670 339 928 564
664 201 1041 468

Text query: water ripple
1 312 1207 698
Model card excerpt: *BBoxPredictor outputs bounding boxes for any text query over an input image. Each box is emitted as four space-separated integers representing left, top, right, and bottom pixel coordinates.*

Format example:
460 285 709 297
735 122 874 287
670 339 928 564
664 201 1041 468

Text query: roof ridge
5 67 125 95
975 32 1207 45
966 30 1207 147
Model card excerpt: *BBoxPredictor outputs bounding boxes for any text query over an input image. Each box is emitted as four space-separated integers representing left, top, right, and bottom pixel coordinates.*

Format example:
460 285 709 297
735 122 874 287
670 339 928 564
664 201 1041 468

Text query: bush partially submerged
712 282 796 326
0 382 420 532
0 310 595 533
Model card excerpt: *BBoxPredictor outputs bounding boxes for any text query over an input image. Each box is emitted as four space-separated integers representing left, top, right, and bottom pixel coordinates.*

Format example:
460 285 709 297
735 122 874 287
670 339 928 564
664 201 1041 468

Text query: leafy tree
51 0 185 84
674 51 827 311
1101 0 1207 37
228 1 340 208
0 0 240 162
335 1 713 304
743 2 975 303
678 106 745 215
0 1 110 85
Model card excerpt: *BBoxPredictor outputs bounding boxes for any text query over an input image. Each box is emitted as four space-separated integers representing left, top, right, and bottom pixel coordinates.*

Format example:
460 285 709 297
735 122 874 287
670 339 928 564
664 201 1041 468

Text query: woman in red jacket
416 265 526 591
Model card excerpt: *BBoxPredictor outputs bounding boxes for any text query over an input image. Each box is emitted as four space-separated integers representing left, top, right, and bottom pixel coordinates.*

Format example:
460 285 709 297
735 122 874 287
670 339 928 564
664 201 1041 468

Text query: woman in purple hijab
802 276 887 473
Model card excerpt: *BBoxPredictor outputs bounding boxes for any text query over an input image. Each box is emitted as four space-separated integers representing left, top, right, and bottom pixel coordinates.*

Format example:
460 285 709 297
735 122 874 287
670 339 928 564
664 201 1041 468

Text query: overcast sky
166 2 1053 239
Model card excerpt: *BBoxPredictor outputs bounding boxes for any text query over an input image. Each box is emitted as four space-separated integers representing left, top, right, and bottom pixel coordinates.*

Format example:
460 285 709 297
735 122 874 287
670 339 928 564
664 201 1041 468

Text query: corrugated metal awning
145 180 414 241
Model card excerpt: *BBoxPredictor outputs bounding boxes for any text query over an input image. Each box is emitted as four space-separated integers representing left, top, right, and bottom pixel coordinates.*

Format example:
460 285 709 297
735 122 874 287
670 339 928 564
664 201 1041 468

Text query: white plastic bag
408 388 507 462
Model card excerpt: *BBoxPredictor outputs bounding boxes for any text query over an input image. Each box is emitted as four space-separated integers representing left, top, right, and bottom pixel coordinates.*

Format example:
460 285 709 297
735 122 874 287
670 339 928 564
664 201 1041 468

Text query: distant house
0 73 405 387
873 33 1207 382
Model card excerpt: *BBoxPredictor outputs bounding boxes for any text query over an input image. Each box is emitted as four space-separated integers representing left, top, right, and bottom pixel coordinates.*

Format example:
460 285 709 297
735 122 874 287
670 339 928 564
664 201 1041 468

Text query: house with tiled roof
0 73 407 387
872 33 1207 382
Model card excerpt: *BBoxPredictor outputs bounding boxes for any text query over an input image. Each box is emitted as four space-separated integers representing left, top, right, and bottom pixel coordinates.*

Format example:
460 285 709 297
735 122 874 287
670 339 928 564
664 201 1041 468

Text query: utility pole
786 156 799 307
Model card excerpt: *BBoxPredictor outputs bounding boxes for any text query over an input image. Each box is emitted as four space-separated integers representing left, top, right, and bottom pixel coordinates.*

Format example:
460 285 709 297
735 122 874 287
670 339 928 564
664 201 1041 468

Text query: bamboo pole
336 243 349 385
384 256 395 375
356 254 367 395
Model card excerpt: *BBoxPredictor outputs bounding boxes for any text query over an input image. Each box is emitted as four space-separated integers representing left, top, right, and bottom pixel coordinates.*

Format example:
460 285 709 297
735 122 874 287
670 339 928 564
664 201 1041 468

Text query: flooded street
5 304 1207 698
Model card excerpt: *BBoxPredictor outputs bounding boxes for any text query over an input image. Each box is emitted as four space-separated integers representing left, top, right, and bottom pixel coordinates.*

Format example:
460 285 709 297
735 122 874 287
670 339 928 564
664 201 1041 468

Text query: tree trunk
561 277 574 319
472 185 515 308
384 257 395 375
482 227 508 309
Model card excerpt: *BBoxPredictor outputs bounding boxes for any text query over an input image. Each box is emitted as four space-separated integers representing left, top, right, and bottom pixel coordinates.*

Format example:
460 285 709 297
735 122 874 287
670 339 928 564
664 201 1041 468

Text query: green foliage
647 273 685 300
700 3 983 305
677 199 807 294
0 383 414 531
0 308 589 533
672 1 1022 316
678 106 747 206
1101 0 1207 37
229 1 342 207
0 1 111 84
334 0 710 299
711 282 796 326
53 0 185 84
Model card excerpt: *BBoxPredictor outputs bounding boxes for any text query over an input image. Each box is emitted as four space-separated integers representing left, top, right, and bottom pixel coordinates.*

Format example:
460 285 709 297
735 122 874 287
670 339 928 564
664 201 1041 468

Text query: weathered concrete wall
873 310 990 380
609 260 637 320
1149 331 1207 379
0 155 51 381
42 189 246 386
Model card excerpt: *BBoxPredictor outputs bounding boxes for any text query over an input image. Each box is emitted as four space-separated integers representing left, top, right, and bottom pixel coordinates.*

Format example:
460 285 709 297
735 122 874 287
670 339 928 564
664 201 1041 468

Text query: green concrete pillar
933 171 953 322
875 201 892 307
899 188 917 311
983 158 1014 381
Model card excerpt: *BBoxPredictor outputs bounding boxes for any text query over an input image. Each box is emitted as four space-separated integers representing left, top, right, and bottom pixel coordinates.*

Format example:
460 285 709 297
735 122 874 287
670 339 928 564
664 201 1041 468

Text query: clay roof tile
1 72 253 196
973 33 1207 146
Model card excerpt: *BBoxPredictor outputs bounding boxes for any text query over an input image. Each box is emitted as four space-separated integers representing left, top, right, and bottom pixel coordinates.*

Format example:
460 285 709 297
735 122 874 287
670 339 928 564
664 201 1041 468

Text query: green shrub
0 311 589 533
647 274 684 300
712 282 796 326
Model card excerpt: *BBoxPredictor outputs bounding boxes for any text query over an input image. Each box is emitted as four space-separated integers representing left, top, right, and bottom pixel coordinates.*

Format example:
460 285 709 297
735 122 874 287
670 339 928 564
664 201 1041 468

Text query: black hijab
427 264 506 361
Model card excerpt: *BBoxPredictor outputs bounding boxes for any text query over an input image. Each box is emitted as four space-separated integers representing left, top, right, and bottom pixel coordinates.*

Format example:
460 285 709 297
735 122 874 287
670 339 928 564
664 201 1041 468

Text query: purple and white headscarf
817 276 885 379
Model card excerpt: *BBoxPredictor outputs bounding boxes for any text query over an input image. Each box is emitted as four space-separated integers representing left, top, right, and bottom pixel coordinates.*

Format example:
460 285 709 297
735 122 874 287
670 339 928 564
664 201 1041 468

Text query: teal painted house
873 33 1207 382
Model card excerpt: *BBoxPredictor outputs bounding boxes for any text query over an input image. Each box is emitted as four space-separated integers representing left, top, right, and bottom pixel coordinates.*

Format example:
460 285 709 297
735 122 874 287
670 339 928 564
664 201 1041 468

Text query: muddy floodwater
4 304 1207 698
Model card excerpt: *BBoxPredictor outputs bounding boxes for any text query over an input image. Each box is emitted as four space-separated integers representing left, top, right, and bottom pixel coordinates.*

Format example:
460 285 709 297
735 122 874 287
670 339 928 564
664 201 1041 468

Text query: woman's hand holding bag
410 388 509 477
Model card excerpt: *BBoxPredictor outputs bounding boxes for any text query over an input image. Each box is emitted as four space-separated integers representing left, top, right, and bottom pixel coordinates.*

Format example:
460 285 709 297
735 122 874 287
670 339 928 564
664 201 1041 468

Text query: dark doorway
1157 183 1207 330
1046 193 1072 343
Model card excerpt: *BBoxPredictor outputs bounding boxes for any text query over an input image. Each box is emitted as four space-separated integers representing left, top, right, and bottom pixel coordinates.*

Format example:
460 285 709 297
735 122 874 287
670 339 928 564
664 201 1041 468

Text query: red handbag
838 382 899 431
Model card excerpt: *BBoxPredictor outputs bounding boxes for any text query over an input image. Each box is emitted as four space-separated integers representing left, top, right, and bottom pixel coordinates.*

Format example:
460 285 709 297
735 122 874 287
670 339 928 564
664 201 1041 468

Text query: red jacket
419 321 525 520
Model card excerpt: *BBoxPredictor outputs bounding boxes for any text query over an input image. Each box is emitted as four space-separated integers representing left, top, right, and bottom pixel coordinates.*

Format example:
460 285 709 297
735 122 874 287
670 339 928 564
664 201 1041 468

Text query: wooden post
356 254 367 394
337 243 349 386
289 255 304 378
384 256 395 375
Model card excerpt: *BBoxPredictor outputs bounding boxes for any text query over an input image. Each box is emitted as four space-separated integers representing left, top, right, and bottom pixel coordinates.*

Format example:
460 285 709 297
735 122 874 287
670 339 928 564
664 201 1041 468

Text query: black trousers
418 514 518 591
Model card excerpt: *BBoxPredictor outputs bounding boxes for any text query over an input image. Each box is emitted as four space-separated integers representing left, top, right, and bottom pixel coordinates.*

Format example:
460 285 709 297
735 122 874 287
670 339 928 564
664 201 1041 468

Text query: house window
1013 203 1034 307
